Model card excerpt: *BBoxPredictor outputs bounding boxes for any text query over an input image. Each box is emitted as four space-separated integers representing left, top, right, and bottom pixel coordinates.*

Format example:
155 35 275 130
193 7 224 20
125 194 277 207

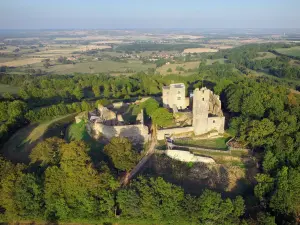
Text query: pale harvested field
93 40 124 44
183 48 218 53
0 58 42 66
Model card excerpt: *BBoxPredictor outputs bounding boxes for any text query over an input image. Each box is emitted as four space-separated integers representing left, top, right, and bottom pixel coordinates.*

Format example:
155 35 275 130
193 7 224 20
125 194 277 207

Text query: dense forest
0 43 300 224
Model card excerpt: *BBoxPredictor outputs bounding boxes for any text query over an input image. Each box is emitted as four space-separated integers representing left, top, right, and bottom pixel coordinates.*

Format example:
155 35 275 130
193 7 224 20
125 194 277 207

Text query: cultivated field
183 48 218 53
276 46 300 57
31 59 156 74
0 58 43 66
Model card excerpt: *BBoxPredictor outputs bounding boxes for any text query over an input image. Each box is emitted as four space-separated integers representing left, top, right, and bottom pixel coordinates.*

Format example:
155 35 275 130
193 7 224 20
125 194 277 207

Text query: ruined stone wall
92 123 150 143
207 117 225 134
156 126 194 140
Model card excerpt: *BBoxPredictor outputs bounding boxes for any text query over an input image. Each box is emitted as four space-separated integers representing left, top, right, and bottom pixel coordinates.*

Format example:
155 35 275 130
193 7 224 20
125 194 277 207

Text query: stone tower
193 87 210 135
162 83 186 110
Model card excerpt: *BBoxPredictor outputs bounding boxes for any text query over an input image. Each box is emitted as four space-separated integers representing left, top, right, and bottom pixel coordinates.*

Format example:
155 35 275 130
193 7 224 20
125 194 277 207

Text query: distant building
162 83 187 110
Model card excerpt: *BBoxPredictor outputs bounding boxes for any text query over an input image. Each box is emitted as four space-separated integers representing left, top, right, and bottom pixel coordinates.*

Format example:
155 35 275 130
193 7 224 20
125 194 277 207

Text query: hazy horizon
1 0 300 29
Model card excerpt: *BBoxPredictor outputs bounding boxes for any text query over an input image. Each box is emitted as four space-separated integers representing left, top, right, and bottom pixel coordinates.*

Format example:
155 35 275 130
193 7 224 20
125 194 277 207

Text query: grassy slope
1 113 76 163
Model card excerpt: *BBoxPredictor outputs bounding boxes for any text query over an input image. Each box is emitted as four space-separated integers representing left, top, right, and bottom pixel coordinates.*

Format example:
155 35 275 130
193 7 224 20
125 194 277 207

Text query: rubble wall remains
92 123 150 143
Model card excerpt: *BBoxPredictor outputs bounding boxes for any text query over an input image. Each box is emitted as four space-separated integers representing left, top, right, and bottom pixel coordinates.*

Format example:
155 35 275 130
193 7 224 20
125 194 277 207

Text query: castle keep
157 85 225 140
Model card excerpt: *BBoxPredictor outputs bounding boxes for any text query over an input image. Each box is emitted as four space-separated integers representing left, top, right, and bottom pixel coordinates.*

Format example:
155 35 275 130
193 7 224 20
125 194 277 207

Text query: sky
0 0 300 29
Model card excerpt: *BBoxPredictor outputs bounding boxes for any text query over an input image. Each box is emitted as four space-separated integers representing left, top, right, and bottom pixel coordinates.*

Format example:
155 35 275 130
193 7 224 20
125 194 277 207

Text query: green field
276 46 300 57
1 113 76 163
30 59 156 74
206 58 227 65
0 83 20 94
254 52 277 60
174 137 230 150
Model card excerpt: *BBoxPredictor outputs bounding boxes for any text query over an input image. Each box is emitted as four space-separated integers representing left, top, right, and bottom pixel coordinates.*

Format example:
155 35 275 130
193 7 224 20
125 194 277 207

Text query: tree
92 85 101 97
141 98 159 117
104 137 138 171
43 59 51 69
256 212 276 225
151 108 173 127
244 119 276 147
263 151 278 173
167 68 172 73
7 100 28 120
73 87 84 100
30 137 66 166
2 92 14 100
198 189 244 225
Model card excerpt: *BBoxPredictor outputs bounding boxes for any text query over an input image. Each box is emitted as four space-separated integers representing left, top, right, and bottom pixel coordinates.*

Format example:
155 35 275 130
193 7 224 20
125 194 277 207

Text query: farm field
1 113 76 163
0 83 20 94
30 59 156 74
0 58 43 66
183 48 218 53
156 61 200 74
275 46 300 57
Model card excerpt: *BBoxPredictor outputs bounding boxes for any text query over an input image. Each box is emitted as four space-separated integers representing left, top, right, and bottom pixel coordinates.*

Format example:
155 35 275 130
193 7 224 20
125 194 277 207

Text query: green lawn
0 83 20 94
275 47 300 57
174 137 230 150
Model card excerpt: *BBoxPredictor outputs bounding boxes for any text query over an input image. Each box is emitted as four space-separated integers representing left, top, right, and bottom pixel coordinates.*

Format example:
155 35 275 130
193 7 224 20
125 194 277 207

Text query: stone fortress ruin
80 83 225 145
157 83 225 140
84 102 150 143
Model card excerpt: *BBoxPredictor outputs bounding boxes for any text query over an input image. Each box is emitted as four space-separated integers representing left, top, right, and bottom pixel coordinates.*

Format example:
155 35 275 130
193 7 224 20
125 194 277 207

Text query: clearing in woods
275 46 300 57
1 113 76 163
254 52 277 60
156 61 201 74
0 83 20 94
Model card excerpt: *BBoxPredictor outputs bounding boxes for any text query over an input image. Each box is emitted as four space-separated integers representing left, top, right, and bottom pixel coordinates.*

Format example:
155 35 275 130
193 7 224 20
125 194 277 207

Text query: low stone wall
92 122 150 143
174 145 231 153
165 150 215 164
157 126 194 140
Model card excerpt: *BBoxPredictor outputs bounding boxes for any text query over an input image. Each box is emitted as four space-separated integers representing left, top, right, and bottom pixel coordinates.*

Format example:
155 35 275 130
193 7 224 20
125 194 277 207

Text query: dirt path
121 127 157 185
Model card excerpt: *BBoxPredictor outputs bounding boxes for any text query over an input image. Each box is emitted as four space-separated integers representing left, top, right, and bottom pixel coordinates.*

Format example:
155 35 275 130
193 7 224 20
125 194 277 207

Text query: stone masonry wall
92 122 150 143
157 126 194 140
